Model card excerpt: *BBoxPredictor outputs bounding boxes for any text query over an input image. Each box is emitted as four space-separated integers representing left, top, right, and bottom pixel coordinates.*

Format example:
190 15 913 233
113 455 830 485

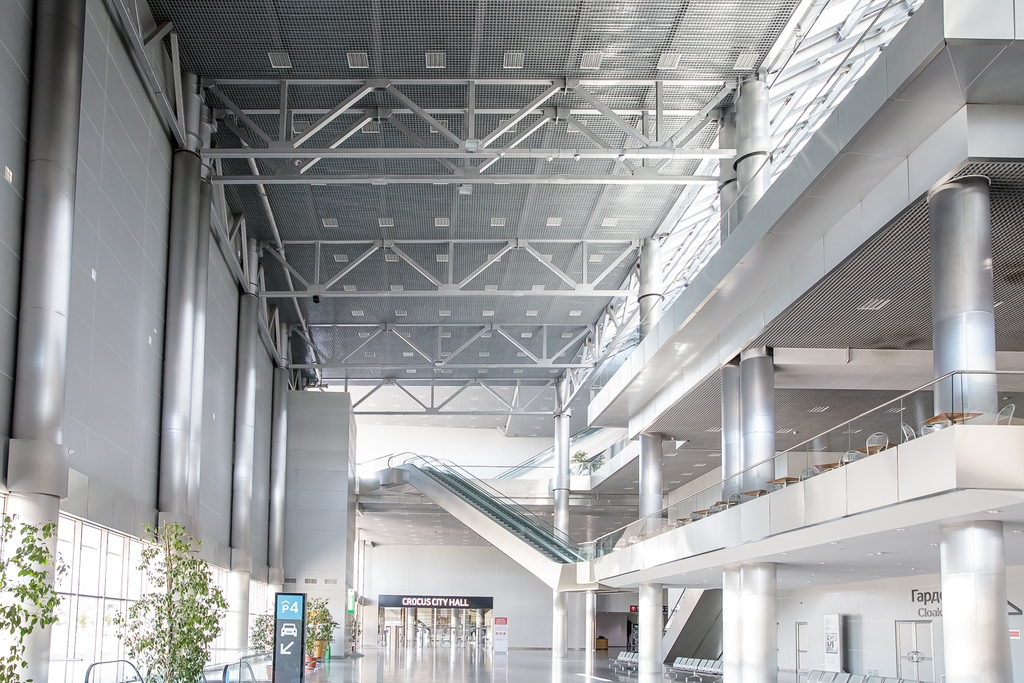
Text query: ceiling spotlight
312 295 321 304
459 184 473 195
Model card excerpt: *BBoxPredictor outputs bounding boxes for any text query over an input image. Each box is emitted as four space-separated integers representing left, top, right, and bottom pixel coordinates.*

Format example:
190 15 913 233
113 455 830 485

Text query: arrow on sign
280 642 294 655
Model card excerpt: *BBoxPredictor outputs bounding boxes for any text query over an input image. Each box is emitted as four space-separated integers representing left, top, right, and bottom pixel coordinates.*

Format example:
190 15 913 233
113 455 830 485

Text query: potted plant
115 522 227 683
571 450 590 475
0 514 65 683
305 598 339 668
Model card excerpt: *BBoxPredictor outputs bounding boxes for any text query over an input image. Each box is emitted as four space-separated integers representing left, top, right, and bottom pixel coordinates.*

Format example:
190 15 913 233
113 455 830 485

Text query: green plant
250 613 274 652
305 598 339 656
0 515 65 683
115 522 227 683
571 450 604 474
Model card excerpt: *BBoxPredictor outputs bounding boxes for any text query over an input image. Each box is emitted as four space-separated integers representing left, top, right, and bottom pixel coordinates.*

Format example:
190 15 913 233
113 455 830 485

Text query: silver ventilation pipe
268 322 290 591
227 237 260 649
638 237 664 339
718 108 738 241
158 73 204 528
720 361 742 499
7 3 87 679
928 176 997 416
734 78 772 223
739 348 774 493
187 105 213 532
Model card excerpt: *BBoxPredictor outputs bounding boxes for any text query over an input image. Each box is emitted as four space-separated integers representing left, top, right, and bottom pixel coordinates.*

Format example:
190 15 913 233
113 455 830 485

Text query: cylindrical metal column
552 590 568 658
718 108 738 241
739 562 777 683
585 590 597 672
186 106 213 531
721 362 742 499
8 2 87 679
159 73 204 527
267 346 289 589
638 238 664 339
225 569 250 655
227 238 260 649
928 176 998 417
638 583 664 679
406 608 416 647
735 79 772 223
639 433 663 519
940 521 1013 683
739 348 775 494
722 566 742 683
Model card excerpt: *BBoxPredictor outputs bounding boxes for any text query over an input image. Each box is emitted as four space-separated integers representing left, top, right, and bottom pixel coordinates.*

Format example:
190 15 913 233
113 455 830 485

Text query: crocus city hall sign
378 595 494 610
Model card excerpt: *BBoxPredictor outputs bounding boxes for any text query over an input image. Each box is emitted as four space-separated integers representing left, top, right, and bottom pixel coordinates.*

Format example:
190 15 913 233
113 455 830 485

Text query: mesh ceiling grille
755 163 1024 352
149 0 797 80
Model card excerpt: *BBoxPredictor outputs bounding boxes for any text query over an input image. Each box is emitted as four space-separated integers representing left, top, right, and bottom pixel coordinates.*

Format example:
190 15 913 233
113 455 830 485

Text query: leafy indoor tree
0 515 65 683
305 598 339 659
250 613 274 652
115 522 227 683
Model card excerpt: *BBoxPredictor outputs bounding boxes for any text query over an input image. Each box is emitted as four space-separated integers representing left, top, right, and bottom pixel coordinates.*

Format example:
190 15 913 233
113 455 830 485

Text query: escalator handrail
400 454 583 560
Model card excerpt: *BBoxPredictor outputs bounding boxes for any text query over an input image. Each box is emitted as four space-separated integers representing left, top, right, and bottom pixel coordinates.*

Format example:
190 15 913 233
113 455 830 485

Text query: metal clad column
187 105 214 532
552 376 571 659
227 238 260 650
267 323 289 591
638 433 664 680
638 238 664 339
734 79 771 223
739 562 777 683
7 2 86 678
721 362 741 499
638 583 663 680
739 348 775 494
722 566 741 683
718 109 738 241
159 73 204 528
638 433 663 520
940 521 1013 683
928 177 997 416
585 590 597 672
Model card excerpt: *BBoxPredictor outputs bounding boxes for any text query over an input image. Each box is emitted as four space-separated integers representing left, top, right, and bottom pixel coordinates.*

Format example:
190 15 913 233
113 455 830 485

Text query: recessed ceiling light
707 426 722 433
333 254 349 263
441 332 451 338
484 284 498 291
435 217 450 227
361 119 380 133
384 252 400 262
435 253 450 263
601 217 618 227
526 310 538 316
364 351 375 357
322 217 339 228
378 217 394 227
482 310 494 317
503 52 524 69
478 369 488 374
569 310 582 316
580 52 602 70
479 352 490 357
546 217 563 227
808 406 829 413
521 333 533 339
403 352 414 357
513 369 524 374
344 284 356 291
561 332 573 338
532 284 545 291
734 53 759 70
391 284 405 292
657 53 681 70
439 310 451 317
425 52 446 69
491 217 506 227
588 254 604 263
347 52 369 69
358 331 370 338
988 510 1001 514
858 298 891 311
268 51 292 69
352 310 364 316
459 183 472 195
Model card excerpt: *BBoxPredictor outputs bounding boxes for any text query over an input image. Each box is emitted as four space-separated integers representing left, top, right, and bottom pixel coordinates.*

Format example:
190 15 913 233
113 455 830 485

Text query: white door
896 620 935 682
796 622 810 676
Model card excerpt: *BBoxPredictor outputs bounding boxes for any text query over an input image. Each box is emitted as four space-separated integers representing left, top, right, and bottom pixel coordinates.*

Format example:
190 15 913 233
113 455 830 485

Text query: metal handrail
495 427 604 479
582 369 1024 554
399 454 583 560
83 660 145 683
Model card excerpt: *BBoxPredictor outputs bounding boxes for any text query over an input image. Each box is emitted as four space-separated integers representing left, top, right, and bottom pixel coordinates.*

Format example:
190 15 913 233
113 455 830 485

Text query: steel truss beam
214 173 718 186
205 148 733 161
261 238 641 299
346 378 556 416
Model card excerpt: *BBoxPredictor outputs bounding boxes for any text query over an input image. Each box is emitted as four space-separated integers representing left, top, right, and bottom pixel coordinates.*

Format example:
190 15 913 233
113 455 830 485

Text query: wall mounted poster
823 613 843 672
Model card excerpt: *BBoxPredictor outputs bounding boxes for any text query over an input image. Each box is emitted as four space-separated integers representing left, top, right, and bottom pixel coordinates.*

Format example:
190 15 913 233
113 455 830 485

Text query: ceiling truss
349 377 556 417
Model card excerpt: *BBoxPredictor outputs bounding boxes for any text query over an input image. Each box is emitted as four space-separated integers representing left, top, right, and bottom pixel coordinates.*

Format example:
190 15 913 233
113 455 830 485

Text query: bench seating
611 651 639 672
667 657 723 680
805 671 919 683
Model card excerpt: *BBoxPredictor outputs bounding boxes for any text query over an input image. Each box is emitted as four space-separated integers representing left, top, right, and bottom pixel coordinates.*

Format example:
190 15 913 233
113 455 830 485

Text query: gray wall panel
250 349 273 580
0 0 33 458
60 0 172 537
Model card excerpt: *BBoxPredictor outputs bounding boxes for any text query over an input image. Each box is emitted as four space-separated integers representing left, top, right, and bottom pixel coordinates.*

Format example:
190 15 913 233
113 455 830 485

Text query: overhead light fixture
514 369 524 374
358 331 370 338
503 52 524 69
857 298 891 311
425 52 446 69
580 52 603 70
491 217 506 227
482 310 494 317
364 351 375 357
706 426 722 433
808 406 829 412
532 284 545 291
485 284 498 291
588 254 604 263
384 252 400 262
459 184 473 195
734 53 759 70
395 310 407 317
351 310 364 316
546 217 563 227
601 217 618 227
390 285 404 291
657 53 681 70
378 217 394 227
526 310 538 316
521 333 533 338
569 310 582 316
333 254 349 263
436 254 449 262
343 284 356 291
361 119 380 133
479 352 490 357
560 332 572 338
441 332 451 338
435 217 450 227
268 51 292 69
403 352 414 357
322 217 339 228
439 310 451 316
346 52 369 69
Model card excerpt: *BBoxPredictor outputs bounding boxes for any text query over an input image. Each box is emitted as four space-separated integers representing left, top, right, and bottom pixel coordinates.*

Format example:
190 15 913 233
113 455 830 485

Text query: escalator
378 455 593 591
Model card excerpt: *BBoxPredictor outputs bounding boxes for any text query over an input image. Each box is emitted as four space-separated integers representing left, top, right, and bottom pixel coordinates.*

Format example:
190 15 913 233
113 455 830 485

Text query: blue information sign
272 593 306 683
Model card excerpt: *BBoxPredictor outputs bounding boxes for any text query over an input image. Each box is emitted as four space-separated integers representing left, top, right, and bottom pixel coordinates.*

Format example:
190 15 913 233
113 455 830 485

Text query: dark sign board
629 605 669 613
273 593 306 683
378 594 494 610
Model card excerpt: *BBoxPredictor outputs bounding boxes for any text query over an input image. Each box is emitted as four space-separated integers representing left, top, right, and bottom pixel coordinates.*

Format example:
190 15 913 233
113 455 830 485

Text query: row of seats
806 671 918 683
667 658 723 679
612 652 639 672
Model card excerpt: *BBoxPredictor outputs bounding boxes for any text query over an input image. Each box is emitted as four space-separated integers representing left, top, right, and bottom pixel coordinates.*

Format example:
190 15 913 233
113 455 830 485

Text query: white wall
778 564 1024 678
356 423 551 476
360 543 587 650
